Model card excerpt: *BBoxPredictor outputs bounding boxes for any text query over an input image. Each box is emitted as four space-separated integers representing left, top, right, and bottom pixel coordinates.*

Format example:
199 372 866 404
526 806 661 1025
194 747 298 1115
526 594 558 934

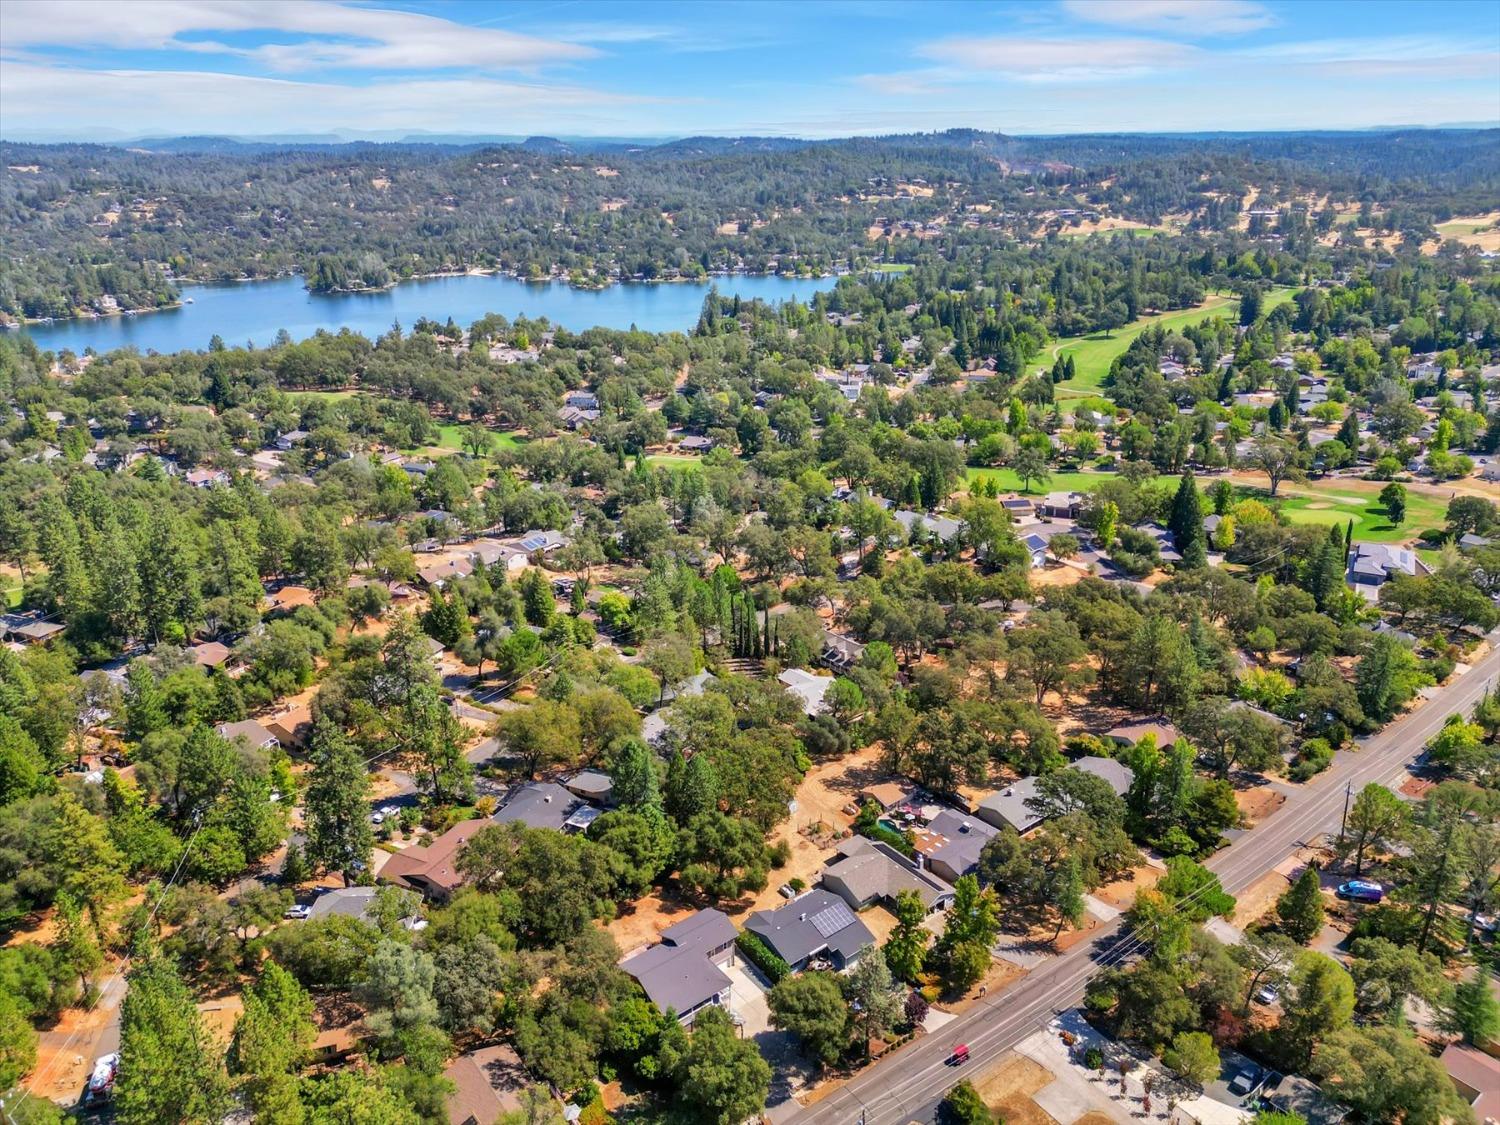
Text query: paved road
786 636 1500 1125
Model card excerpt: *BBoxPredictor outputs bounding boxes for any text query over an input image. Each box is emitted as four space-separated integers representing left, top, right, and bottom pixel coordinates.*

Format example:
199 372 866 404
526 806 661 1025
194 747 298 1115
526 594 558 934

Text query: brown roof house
1442 1042 1500 1123
265 703 314 749
444 1044 529 1125
379 819 491 901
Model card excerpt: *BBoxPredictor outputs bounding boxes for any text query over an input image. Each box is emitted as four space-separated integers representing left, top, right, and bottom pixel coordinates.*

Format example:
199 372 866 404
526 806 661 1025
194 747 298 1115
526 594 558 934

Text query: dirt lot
606 744 899 952
973 1054 1062 1125
1092 861 1165 911
945 957 1028 1015
1236 785 1286 828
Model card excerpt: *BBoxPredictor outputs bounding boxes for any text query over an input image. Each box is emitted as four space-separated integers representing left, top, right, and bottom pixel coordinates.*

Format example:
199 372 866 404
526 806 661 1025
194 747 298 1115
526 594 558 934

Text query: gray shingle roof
620 909 737 1017
745 889 874 966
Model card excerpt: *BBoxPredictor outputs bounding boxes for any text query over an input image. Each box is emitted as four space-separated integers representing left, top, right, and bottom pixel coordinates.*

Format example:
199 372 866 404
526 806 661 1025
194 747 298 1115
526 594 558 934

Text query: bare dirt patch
973 1054 1062 1125
945 958 1027 1015
1236 785 1286 828
1093 862 1165 911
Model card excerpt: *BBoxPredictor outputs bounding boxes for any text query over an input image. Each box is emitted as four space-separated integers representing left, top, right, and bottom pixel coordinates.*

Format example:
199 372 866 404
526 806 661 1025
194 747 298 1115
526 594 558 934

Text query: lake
15 272 835 355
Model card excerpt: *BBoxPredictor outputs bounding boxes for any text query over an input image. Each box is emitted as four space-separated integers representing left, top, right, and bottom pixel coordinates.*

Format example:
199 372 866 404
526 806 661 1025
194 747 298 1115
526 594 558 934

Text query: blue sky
1 0 1497 140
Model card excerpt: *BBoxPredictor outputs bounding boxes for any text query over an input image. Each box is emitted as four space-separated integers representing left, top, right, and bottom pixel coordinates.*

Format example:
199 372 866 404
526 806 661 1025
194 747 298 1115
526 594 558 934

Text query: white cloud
1062 0 1275 37
1239 35 1500 78
917 35 1197 82
0 61 674 136
0 0 596 70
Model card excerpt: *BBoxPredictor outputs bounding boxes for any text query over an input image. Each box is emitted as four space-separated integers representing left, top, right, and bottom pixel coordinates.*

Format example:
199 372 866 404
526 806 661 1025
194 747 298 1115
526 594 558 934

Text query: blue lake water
16 272 835 355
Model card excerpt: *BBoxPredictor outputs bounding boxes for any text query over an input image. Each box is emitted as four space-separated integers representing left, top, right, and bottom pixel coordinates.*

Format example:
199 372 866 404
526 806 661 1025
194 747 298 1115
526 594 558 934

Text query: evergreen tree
883 889 929 983
116 956 230 1125
230 961 316 1122
303 719 374 884
1277 864 1325 943
1442 973 1500 1046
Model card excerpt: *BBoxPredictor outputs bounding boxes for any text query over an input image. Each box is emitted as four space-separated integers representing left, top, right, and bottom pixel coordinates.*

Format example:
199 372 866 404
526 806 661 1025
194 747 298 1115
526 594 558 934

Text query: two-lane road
786 636 1500 1125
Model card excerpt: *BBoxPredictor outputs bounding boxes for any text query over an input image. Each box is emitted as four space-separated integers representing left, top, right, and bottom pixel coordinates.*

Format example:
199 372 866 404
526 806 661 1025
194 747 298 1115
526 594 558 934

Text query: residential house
820 630 865 672
274 430 309 451
1106 717 1183 747
444 1044 529 1125
215 719 279 751
1039 491 1085 519
917 809 999 884
779 668 832 717
620 909 738 1024
894 510 962 543
1021 532 1050 569
492 781 600 834
744 889 874 973
562 770 614 806
307 886 423 929
976 756 1134 835
188 641 232 669
184 468 227 488
678 434 715 452
1441 1043 1500 1123
0 614 65 645
380 818 492 900
417 557 475 589
821 837 954 913
265 703 314 749
1347 542 1430 600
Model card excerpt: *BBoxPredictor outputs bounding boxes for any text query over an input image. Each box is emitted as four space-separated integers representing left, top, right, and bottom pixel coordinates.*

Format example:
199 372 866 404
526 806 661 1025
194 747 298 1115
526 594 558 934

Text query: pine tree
1443 973 1500 1046
303 719 374 884
1277 864 1325 944
116 956 230 1125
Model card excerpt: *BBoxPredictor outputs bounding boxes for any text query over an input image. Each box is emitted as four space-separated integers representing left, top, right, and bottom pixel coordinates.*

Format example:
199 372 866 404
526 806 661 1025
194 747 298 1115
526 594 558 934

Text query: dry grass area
945 957 1027 1015
198 993 244 1046
1230 843 1327 928
973 1054 1062 1125
1092 862 1164 911
605 744 896 952
1236 785 1286 828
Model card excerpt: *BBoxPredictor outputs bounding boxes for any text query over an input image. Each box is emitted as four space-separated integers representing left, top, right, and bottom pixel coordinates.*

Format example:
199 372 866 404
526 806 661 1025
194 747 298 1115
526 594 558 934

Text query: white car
1253 983 1279 1004
283 904 311 920
370 812 385 825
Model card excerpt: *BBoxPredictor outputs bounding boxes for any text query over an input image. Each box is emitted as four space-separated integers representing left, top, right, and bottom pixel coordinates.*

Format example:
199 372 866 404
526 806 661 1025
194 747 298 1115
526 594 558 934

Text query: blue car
1337 880 1384 903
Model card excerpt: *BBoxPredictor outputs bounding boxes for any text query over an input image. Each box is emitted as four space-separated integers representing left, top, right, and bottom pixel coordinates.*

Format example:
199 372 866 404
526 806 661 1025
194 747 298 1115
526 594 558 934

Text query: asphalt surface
786 635 1500 1125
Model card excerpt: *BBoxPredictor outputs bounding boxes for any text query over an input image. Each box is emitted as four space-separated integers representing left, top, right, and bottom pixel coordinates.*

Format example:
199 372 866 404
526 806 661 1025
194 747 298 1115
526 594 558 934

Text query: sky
1 0 1498 141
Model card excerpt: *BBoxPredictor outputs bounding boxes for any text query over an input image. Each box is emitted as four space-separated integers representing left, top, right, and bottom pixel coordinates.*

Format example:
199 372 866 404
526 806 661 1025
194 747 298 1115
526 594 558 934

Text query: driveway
725 960 816 1108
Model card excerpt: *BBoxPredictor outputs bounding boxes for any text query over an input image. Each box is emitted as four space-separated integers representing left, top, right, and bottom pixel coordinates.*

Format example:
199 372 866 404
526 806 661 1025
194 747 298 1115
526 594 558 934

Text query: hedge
736 931 791 984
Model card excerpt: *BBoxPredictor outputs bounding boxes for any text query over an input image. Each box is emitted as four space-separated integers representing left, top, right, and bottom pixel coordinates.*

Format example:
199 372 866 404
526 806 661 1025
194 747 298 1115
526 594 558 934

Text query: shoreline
18 266 839 328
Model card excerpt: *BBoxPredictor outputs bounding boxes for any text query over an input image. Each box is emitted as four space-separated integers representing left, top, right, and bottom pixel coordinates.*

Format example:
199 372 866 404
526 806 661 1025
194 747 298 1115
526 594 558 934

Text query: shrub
736 931 791 984
767 839 792 868
1085 1046 1105 1070
940 1081 993 1125
1289 738 1334 782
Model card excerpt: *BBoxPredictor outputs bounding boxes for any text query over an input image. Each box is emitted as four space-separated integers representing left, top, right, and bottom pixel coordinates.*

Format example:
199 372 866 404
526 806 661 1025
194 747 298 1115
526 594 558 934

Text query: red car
948 1044 970 1065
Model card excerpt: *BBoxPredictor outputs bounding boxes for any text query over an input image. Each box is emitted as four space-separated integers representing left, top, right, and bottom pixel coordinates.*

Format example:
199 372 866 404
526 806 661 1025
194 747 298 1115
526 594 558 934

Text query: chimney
799 913 807 922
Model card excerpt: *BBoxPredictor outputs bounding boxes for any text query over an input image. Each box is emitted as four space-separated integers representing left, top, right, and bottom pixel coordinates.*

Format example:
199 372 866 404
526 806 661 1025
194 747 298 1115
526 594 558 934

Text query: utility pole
1338 780 1353 845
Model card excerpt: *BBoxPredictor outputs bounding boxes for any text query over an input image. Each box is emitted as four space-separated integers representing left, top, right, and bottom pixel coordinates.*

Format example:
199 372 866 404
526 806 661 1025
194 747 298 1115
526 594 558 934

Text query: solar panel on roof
808 901 856 938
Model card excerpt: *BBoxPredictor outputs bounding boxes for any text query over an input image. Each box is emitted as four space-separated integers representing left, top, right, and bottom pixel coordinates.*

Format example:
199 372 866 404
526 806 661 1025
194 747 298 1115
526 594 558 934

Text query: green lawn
1045 287 1300 400
1056 226 1172 239
430 423 526 454
868 262 914 273
965 467 1117 494
1248 484 1448 543
645 453 702 471
1436 217 1496 237
288 389 360 401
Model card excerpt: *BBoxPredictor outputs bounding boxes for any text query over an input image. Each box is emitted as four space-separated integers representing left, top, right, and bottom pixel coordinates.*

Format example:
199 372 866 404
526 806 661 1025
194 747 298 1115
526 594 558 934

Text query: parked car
283 904 311 920
84 1053 119 1104
1336 879 1385 903
1228 1065 1263 1096
370 812 385 825
1253 983 1280 1004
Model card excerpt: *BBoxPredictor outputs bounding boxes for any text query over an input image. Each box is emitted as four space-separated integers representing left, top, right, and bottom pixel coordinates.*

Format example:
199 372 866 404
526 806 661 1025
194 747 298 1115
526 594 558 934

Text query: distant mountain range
2 123 1488 157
